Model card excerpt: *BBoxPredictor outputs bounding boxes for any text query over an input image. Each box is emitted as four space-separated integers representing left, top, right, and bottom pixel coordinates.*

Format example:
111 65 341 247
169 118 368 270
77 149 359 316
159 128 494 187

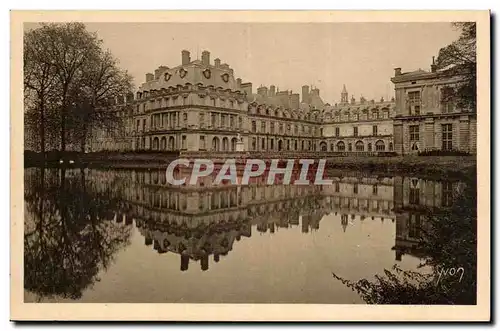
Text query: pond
23 167 476 304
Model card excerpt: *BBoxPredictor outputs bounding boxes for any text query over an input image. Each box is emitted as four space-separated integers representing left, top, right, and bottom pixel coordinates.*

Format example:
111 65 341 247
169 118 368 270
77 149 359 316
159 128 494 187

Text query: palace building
391 58 477 155
88 49 396 154
320 85 395 153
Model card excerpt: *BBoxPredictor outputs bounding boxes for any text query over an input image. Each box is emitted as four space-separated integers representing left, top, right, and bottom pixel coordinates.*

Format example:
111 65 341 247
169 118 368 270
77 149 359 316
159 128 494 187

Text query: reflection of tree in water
333 175 476 304
24 168 132 301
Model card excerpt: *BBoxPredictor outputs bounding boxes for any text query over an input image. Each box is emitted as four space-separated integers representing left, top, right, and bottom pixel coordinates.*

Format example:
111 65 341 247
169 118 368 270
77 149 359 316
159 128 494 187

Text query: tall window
441 86 455 113
199 136 206 150
353 127 358 137
373 184 378 195
408 214 422 239
181 135 187 149
355 141 364 151
373 125 378 136
279 124 283 134
270 122 275 134
252 138 257 150
408 91 421 103
211 113 216 127
183 113 188 125
375 140 385 151
410 125 420 142
238 117 242 129
261 121 266 133
442 181 454 207
251 121 256 132
221 114 226 127
199 113 205 127
442 124 453 150
353 183 358 194
294 125 298 134
335 127 340 137
230 116 235 128
408 91 421 115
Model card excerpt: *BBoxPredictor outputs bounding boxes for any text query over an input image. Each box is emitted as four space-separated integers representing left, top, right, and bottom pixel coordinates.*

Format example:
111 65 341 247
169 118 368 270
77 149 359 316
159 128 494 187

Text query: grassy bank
24 151 476 178
324 155 476 179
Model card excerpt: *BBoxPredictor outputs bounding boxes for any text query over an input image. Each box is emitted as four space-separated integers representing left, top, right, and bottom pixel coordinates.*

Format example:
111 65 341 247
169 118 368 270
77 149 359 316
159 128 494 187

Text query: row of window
409 124 453 150
250 120 320 136
135 96 238 114
407 90 455 116
324 110 391 122
333 183 380 195
330 140 391 152
332 126 380 138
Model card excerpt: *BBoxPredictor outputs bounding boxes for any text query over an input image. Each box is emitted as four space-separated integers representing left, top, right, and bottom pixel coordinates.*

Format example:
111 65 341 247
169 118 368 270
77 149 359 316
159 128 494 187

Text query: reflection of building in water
80 169 400 269
78 169 467 267
392 176 466 261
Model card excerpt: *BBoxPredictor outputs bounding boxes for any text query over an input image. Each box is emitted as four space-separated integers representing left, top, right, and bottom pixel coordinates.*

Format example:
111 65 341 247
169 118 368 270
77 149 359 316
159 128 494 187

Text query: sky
79 22 459 104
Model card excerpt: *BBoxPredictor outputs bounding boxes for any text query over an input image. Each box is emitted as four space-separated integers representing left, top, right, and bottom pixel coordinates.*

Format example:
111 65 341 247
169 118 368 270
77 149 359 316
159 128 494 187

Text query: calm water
23 167 476 304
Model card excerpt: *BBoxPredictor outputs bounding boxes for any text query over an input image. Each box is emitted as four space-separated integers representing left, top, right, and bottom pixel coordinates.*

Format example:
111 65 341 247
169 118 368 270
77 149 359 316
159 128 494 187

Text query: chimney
269 85 276 96
236 78 242 87
145 73 154 82
202 50 210 66
154 68 161 80
181 50 191 65
302 85 310 103
126 92 134 103
351 95 356 105
394 67 402 76
214 58 221 67
431 56 437 73
290 93 300 109
240 82 252 96
257 86 268 97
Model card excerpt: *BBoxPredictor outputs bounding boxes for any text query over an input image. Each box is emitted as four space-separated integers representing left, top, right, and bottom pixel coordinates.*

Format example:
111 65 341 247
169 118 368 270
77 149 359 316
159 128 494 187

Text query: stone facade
320 85 395 152
391 59 476 155
89 50 396 154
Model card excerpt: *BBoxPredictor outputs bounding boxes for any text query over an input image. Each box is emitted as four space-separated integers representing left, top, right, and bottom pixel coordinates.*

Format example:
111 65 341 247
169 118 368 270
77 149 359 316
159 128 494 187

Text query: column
424 117 435 150
393 119 404 155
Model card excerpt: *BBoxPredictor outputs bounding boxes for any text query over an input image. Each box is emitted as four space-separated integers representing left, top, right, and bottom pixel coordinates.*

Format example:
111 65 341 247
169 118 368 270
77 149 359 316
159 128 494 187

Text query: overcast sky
80 22 459 104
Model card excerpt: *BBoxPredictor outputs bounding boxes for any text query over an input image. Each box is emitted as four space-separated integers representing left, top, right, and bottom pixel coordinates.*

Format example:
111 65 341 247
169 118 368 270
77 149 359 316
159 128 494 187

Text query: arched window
376 140 386 151
168 136 175 150
231 137 237 151
212 137 220 151
161 137 167 150
320 141 327 151
152 137 160 150
336 141 345 151
355 140 364 152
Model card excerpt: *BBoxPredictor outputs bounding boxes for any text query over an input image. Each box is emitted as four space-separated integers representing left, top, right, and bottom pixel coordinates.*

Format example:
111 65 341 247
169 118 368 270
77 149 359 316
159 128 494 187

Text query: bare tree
24 23 133 155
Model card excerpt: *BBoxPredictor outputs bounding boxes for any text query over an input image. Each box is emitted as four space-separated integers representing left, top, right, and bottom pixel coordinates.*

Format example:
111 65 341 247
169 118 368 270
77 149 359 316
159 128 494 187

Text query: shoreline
24 151 476 179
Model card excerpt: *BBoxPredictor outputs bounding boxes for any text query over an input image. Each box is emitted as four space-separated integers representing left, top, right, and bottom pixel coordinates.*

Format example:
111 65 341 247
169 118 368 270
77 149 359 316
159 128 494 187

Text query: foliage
24 168 132 300
436 22 476 111
23 23 133 153
418 149 471 156
332 174 477 304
